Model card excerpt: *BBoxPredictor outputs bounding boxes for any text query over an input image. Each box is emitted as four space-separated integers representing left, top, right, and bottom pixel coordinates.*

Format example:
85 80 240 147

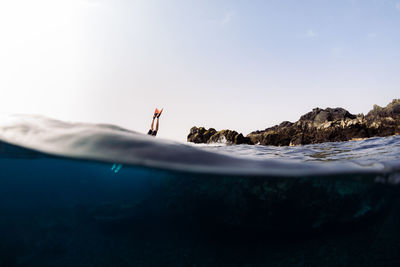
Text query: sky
0 0 399 141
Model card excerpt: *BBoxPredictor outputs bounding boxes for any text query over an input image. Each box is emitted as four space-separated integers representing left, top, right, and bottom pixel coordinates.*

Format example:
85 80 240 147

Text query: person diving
111 108 163 173
148 108 163 136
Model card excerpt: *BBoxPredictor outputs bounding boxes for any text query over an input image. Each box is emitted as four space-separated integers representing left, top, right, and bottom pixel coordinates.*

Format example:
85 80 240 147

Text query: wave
0 114 399 178
1 115 400 266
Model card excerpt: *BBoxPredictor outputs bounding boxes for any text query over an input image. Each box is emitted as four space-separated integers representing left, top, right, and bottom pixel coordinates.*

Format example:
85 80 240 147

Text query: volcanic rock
187 127 253 145
187 99 400 146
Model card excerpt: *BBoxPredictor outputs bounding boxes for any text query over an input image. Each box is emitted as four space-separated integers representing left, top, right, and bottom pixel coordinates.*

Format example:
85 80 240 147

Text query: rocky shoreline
187 99 400 146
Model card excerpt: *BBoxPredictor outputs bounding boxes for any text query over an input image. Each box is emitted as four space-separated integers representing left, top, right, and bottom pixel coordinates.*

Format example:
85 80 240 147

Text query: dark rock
188 99 400 146
299 107 356 123
187 127 253 145
187 127 218 143
367 99 400 118
203 128 217 141
247 99 400 146
279 121 294 128
235 133 253 145
187 127 207 144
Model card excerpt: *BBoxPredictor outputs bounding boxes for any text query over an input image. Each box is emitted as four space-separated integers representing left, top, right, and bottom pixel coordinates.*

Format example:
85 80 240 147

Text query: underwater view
1 115 400 266
2 0 400 266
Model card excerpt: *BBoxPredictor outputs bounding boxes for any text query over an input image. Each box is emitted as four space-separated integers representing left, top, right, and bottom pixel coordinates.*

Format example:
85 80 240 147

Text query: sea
0 114 400 266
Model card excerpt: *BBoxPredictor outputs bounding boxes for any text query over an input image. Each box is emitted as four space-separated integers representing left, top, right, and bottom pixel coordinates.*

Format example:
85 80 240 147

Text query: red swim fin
154 108 160 115
157 108 164 118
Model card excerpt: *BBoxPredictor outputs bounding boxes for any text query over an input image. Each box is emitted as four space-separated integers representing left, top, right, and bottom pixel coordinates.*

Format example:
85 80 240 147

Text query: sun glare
0 1 80 117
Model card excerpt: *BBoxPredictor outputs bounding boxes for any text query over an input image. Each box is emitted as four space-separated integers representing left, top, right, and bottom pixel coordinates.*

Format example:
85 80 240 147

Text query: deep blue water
1 115 400 266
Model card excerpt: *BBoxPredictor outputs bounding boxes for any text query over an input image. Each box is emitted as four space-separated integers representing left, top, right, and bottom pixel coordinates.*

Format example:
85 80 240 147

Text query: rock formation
187 127 253 145
187 99 400 146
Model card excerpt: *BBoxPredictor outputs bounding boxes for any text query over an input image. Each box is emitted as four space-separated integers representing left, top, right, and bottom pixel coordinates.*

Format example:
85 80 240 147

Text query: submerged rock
188 99 400 146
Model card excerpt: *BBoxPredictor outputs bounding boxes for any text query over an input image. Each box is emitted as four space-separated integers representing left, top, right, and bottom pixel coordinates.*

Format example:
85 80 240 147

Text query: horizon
1 0 399 142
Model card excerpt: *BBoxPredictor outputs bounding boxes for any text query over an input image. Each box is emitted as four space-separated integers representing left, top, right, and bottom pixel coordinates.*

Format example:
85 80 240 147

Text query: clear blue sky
1 0 399 141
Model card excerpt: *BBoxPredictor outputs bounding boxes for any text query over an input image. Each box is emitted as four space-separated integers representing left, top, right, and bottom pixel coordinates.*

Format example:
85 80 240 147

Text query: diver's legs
150 116 155 131
155 117 159 132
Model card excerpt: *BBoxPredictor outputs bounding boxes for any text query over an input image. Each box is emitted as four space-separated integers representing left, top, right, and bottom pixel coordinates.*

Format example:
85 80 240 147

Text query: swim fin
157 108 163 118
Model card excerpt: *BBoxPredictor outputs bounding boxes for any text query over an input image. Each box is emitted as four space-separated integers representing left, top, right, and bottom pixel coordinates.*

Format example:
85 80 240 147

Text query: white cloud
306 29 318 38
396 2 400 11
220 11 236 27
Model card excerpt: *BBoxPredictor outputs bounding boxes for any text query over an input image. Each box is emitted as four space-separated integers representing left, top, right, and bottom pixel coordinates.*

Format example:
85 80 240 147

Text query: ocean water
0 115 400 266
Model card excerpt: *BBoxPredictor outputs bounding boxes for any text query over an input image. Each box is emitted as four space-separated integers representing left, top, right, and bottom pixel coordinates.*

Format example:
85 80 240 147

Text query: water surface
1 115 399 266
